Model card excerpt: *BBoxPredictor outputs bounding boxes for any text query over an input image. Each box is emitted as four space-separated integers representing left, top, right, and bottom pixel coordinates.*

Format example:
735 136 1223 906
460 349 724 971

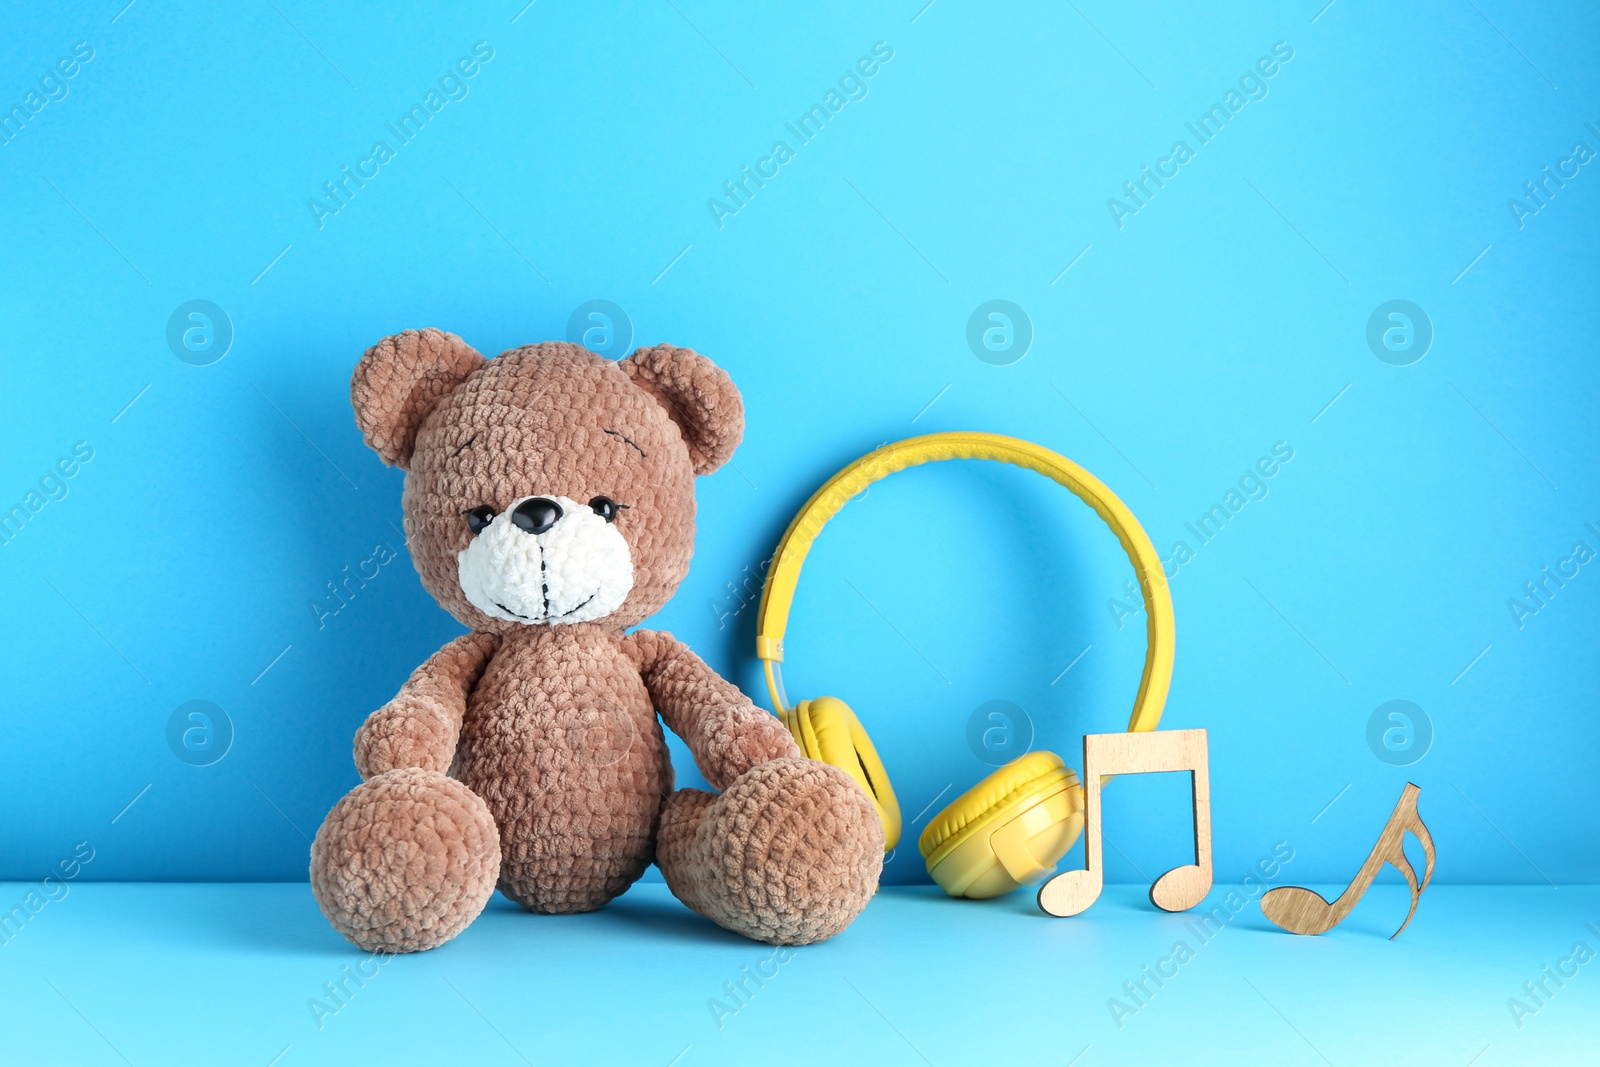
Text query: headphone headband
755 432 1175 734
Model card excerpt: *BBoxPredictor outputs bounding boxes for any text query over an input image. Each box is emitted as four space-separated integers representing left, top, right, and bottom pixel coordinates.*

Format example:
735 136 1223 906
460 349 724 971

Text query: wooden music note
1260 782 1435 938
1037 728 1212 917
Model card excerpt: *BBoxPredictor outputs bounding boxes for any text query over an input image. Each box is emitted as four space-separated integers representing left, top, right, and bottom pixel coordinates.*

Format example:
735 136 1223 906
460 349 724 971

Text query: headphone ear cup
781 697 901 852
779 700 813 757
919 752 1084 899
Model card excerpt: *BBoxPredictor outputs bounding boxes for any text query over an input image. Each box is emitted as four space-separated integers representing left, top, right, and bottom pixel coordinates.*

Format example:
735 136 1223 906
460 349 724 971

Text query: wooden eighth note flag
1038 728 1213 917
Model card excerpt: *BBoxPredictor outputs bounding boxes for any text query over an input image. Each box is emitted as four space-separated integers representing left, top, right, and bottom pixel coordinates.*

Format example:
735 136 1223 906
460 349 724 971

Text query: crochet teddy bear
310 330 882 952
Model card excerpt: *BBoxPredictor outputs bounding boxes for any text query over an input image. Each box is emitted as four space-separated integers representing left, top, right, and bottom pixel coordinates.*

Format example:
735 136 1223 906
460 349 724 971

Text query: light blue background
1 0 1595 896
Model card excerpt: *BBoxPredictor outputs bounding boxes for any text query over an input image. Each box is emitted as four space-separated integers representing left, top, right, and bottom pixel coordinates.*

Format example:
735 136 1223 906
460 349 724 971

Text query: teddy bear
309 330 883 952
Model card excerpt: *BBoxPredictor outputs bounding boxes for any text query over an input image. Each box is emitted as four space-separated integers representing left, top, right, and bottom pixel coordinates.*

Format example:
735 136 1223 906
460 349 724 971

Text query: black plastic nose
511 497 562 535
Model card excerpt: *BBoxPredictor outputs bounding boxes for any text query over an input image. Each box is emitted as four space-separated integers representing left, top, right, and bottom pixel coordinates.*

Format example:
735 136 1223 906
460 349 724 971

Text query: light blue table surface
1 882 1594 1065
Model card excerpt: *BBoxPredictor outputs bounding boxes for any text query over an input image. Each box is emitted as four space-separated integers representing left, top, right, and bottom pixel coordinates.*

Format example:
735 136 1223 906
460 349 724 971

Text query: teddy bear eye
588 497 618 523
465 506 497 534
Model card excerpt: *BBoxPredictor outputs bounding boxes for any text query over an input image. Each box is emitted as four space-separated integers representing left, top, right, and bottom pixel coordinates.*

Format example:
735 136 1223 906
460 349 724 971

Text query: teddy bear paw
659 757 884 945
310 768 500 952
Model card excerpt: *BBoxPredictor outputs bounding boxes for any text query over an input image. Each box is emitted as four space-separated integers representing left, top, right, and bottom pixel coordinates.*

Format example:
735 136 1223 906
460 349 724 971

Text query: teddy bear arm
353 631 500 779
621 629 799 790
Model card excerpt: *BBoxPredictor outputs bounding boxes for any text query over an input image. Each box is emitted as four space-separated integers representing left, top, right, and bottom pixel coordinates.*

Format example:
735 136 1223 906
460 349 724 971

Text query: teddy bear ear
620 344 744 475
351 329 485 469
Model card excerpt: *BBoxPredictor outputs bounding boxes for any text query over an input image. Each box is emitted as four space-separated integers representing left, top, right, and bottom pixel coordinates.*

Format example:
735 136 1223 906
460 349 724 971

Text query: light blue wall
1 1 1595 886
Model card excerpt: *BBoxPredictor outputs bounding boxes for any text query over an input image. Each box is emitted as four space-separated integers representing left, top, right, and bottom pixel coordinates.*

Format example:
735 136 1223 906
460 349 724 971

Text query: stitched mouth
558 593 596 618
494 592 596 623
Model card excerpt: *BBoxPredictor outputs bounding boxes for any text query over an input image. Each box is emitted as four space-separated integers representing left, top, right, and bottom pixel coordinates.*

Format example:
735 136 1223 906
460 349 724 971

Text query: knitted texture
310 768 501 952
457 623 673 912
620 344 744 476
354 631 499 778
655 758 884 945
351 329 486 468
397 341 712 634
310 334 882 952
622 629 798 789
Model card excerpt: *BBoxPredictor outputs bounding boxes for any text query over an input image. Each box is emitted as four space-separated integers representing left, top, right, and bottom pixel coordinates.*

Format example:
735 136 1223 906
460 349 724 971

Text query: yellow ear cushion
918 751 1069 859
782 697 902 852
923 764 1083 898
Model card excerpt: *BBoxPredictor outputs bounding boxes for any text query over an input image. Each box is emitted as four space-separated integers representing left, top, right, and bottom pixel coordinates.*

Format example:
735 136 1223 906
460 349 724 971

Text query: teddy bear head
351 330 743 634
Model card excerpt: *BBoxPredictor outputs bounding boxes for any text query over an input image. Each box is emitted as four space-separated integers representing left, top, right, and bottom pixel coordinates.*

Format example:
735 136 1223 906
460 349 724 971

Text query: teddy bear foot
657 757 884 945
310 768 501 953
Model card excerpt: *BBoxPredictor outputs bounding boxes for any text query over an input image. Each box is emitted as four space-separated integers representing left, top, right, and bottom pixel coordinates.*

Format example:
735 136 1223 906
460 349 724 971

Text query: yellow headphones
755 432 1175 899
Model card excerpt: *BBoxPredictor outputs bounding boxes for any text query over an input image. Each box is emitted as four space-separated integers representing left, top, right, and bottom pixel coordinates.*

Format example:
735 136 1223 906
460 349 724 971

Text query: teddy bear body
310 332 882 952
456 624 670 912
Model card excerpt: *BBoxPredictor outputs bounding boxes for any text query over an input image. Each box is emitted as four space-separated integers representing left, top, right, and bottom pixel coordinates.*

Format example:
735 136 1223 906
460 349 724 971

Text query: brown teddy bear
309 330 882 952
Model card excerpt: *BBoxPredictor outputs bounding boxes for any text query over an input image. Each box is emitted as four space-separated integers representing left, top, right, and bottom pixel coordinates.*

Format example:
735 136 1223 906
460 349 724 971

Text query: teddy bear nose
511 497 563 535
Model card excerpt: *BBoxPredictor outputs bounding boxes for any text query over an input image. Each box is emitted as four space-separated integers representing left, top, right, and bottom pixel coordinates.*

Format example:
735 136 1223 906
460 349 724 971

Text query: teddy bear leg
311 768 501 952
656 757 883 945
